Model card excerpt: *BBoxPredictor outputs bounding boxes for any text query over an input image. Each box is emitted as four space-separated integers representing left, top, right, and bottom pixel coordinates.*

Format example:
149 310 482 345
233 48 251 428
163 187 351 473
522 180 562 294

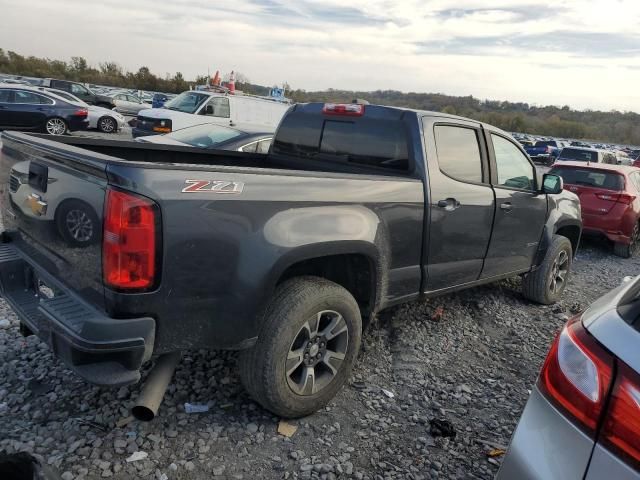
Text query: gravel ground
1 237 637 480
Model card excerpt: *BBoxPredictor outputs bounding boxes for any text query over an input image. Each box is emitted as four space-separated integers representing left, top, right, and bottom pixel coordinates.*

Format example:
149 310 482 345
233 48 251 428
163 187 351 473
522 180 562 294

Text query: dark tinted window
14 91 52 104
434 125 482 183
550 167 624 191
0 89 10 103
558 148 598 162
273 113 409 171
535 141 556 147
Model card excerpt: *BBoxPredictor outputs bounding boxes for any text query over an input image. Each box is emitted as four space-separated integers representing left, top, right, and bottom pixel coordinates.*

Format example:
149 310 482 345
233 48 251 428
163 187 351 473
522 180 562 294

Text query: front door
422 118 496 291
481 131 547 277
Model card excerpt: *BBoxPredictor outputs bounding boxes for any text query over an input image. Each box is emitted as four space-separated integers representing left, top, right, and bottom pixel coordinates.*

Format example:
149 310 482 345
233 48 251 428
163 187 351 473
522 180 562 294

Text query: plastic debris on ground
184 403 209 414
381 388 395 398
431 305 445 322
277 420 298 437
125 451 148 463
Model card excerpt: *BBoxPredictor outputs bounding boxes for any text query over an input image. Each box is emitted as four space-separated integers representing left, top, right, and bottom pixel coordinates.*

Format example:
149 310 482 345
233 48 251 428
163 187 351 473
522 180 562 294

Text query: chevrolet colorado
0 103 581 417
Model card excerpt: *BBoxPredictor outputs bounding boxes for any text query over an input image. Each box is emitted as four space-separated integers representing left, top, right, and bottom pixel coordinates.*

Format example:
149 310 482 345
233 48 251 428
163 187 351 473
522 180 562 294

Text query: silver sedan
498 276 640 479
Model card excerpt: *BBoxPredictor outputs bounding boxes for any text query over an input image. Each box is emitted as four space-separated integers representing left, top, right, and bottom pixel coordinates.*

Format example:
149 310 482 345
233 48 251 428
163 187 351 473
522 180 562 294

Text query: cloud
0 0 639 111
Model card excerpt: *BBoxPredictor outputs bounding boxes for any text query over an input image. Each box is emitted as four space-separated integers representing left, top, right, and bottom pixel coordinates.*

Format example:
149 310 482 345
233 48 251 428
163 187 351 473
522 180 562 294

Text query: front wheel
522 235 572 304
44 117 68 135
239 276 362 418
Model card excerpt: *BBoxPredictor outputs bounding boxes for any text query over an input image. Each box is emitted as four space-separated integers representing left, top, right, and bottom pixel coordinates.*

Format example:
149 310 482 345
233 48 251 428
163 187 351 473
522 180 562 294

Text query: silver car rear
498 277 640 480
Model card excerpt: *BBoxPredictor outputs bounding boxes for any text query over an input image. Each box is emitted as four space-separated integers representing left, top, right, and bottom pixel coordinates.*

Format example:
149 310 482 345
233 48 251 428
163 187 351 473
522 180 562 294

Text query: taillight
601 364 640 467
547 146 552 153
322 103 365 116
103 188 158 290
73 108 88 117
596 193 617 201
538 316 614 433
617 193 636 205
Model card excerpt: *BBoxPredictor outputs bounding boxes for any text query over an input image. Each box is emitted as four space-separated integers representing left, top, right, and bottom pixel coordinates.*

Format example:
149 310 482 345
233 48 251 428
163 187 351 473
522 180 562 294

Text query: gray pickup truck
0 102 582 418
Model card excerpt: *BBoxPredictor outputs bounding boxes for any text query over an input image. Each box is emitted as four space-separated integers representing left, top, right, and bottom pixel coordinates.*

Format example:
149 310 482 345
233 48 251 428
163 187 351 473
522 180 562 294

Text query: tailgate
0 132 108 309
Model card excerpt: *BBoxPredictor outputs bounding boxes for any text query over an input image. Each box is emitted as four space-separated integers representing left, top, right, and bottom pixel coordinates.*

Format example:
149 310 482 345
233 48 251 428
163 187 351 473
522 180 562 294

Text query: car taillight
547 146 552 153
73 108 88 117
103 188 158 290
322 103 365 116
617 193 636 205
601 364 640 467
538 316 614 433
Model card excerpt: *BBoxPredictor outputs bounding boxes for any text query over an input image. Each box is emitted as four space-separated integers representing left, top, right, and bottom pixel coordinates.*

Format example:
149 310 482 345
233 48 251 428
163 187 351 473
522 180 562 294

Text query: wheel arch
265 242 382 326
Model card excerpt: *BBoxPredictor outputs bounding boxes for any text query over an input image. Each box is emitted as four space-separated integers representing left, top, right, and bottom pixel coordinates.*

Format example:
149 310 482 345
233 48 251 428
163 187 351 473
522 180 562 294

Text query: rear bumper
0 239 155 386
497 386 593 480
583 227 631 244
67 118 90 132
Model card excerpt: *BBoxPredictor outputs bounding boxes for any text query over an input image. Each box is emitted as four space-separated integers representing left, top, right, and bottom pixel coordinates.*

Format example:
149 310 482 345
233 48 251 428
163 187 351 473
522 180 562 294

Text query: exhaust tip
131 405 156 422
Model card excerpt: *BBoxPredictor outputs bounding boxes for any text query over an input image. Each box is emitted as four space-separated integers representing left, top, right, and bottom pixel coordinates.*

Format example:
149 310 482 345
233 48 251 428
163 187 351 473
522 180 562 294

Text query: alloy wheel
45 118 66 135
99 117 116 133
549 249 569 294
286 310 349 396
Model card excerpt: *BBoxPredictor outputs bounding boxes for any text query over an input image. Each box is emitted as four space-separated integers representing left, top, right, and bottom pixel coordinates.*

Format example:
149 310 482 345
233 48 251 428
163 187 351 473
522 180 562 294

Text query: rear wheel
522 235 572 304
98 116 117 133
614 223 640 258
44 117 67 135
239 276 362 418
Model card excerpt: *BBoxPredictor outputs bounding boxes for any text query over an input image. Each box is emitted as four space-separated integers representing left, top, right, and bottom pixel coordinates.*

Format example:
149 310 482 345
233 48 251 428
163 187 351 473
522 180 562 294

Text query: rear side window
433 125 482 183
272 113 409 171
558 148 598 162
550 167 624 191
14 91 53 105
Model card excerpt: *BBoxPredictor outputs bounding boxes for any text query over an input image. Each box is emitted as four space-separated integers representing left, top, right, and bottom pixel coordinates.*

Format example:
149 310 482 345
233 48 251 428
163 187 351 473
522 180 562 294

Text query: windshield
557 148 598 162
163 91 210 114
166 123 243 148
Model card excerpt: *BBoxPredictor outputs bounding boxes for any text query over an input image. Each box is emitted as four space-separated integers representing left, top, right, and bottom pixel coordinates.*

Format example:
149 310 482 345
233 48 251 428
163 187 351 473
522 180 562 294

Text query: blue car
0 85 89 135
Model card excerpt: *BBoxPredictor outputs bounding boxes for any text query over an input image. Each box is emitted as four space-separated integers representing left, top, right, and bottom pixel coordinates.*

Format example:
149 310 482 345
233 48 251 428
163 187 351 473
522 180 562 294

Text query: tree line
2 49 639 145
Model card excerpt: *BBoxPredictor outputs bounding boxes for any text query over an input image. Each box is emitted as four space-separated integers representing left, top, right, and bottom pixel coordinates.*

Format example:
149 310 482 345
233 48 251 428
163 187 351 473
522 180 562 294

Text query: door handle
500 202 513 212
437 198 461 211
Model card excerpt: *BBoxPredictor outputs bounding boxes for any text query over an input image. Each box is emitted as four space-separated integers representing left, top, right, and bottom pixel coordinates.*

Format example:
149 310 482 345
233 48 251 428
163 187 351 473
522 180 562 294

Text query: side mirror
542 173 563 194
205 105 214 115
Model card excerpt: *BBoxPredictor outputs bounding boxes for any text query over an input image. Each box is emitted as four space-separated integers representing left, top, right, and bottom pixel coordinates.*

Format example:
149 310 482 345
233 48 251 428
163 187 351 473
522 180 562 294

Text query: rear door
11 91 51 128
481 132 547 277
422 117 495 291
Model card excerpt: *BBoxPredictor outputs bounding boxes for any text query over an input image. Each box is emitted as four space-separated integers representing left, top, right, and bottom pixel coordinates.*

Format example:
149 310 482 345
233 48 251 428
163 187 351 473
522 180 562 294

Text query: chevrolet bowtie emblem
27 193 47 216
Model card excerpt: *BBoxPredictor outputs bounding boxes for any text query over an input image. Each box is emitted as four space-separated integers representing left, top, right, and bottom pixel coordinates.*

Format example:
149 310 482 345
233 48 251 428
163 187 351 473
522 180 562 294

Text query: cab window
203 97 230 118
71 84 89 96
433 125 483 183
492 134 535 190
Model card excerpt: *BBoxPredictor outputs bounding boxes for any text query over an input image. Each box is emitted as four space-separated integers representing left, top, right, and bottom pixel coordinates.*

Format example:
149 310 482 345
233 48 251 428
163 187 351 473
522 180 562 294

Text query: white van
133 90 290 138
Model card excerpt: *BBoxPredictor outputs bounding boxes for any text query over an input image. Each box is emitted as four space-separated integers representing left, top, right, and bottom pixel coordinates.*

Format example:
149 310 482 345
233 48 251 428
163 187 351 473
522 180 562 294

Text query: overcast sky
1 0 639 111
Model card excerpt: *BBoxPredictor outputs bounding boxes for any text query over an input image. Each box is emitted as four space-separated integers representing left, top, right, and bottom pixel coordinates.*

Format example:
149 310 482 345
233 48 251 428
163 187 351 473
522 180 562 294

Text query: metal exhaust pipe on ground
131 351 181 422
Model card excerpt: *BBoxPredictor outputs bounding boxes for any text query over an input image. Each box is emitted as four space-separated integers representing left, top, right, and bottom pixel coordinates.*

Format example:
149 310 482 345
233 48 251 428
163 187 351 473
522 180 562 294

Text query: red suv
550 161 640 257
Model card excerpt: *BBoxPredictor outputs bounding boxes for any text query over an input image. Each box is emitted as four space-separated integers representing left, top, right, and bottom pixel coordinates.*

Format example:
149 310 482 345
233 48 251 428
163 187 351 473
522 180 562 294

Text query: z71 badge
182 180 244 194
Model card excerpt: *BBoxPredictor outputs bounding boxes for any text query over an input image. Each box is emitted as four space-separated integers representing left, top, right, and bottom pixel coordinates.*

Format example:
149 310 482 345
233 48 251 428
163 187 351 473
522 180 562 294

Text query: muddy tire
239 276 362 418
522 235 572 304
613 224 639 258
